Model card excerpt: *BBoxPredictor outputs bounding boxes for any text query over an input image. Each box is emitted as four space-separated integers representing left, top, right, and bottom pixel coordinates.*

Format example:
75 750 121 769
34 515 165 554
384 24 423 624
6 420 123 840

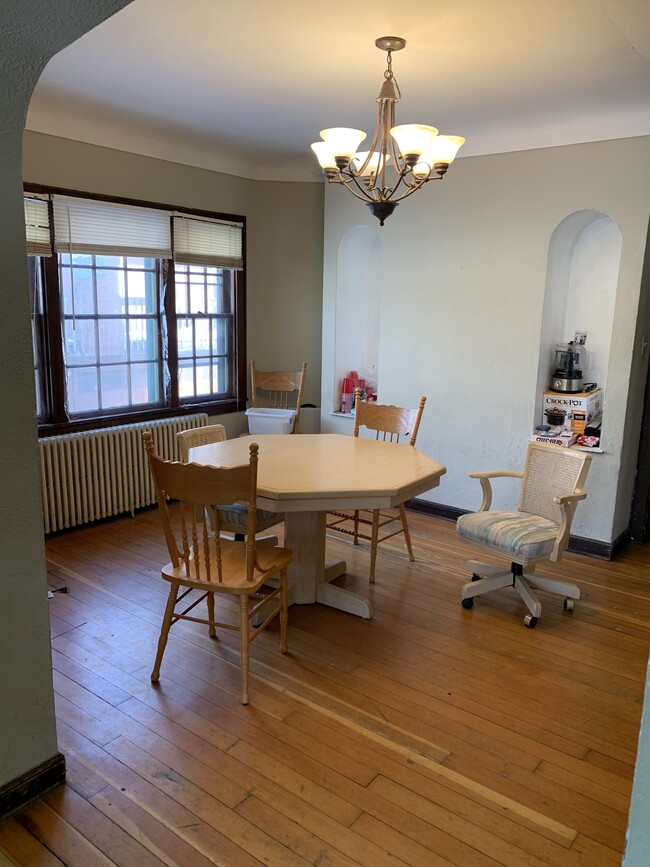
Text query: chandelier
311 37 465 226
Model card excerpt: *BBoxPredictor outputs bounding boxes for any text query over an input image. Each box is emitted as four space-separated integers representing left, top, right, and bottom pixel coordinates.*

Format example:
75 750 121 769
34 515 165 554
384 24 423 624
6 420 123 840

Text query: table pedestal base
285 511 372 619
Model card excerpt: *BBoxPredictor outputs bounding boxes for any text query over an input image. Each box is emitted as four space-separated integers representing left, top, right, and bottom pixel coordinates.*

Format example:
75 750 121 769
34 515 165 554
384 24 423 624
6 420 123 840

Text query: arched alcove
535 210 622 432
333 225 382 411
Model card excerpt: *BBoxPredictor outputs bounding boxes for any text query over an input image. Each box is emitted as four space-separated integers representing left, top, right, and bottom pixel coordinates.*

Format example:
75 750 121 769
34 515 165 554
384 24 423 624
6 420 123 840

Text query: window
24 188 246 433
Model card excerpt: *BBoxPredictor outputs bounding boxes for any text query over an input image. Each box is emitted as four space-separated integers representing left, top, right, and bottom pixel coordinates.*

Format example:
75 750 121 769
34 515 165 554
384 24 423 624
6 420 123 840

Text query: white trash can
245 407 297 434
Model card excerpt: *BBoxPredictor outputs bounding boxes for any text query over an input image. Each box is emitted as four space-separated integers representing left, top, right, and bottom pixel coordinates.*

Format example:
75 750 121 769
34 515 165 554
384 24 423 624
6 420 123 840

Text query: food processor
550 341 584 393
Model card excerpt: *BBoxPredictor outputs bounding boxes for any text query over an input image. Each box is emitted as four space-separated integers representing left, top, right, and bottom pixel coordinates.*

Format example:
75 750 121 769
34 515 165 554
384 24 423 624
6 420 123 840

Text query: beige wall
320 136 650 545
23 131 324 412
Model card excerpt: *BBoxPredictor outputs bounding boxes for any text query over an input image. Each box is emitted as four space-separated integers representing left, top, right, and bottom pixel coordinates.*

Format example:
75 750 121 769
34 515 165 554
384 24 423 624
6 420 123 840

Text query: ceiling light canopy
311 37 465 226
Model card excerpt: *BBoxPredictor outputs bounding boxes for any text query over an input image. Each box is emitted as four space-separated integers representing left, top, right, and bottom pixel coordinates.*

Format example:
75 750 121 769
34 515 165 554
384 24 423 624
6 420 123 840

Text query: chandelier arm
384 175 438 205
331 174 376 203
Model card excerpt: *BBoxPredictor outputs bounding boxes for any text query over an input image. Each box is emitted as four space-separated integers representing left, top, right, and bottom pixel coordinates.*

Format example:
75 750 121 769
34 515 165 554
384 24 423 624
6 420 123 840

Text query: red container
342 377 353 393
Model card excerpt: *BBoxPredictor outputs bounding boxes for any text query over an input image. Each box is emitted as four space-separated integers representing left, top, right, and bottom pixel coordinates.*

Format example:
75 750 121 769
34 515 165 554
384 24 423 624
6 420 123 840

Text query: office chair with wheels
457 441 592 627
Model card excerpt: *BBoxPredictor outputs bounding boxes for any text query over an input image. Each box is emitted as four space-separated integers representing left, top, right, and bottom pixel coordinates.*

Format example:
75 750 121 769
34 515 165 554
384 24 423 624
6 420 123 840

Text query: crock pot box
542 388 602 433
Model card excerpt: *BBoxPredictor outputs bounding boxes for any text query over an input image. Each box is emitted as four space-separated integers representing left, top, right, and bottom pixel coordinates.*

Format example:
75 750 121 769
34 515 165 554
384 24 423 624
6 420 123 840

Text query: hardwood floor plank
89 785 219 867
15 799 116 867
0 816 66 867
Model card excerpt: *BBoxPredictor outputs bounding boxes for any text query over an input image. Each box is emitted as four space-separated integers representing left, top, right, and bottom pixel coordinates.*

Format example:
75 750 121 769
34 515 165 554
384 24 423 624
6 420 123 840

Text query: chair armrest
553 490 587 505
469 470 523 511
551 490 588 561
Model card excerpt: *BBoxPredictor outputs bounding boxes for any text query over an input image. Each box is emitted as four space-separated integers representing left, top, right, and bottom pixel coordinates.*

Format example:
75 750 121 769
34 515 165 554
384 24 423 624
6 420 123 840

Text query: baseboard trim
0 753 66 820
405 497 620 561
405 498 466 523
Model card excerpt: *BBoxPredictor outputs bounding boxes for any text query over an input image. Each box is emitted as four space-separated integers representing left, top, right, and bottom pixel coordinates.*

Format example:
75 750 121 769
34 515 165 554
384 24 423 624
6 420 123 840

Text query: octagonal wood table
189 433 446 619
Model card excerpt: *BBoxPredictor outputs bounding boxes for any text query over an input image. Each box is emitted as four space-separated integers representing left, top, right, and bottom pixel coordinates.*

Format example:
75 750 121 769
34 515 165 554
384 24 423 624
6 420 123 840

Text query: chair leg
369 510 380 584
353 510 360 545
151 581 178 683
239 595 250 705
399 504 415 562
513 575 542 619
525 572 580 600
461 570 513 601
280 567 288 654
206 591 217 639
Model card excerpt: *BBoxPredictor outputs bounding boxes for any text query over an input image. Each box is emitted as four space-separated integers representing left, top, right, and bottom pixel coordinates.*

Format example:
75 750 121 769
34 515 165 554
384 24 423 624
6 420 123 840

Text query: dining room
3 1 650 865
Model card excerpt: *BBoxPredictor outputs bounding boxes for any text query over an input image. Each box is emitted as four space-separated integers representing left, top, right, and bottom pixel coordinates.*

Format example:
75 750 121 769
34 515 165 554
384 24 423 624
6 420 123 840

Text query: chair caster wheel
471 573 481 582
524 614 538 628
461 597 474 609
563 598 575 612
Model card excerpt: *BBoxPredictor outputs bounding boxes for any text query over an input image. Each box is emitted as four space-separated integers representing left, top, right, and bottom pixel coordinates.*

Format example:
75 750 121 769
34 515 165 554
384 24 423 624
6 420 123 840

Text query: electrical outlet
574 330 588 346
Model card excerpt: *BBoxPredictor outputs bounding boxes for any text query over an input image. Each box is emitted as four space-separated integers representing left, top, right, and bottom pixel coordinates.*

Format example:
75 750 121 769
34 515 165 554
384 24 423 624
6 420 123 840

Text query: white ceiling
26 0 650 181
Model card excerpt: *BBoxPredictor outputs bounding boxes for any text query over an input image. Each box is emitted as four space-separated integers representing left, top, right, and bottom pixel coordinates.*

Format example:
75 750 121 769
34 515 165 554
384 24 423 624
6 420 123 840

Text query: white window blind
24 195 52 257
53 196 172 258
173 215 243 270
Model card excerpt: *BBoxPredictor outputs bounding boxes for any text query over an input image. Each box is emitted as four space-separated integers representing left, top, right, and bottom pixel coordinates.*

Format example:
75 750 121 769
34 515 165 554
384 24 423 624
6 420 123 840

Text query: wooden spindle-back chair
327 388 427 583
143 431 291 704
250 361 307 433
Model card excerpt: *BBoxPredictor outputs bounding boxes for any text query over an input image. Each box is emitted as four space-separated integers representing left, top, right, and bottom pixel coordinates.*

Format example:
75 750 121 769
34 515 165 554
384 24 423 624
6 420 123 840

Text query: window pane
175 265 189 315
212 359 228 394
67 367 100 413
212 319 227 356
195 358 211 396
97 319 127 364
206 270 223 314
60 265 95 315
189 275 205 313
195 319 210 356
100 365 129 409
65 320 97 366
129 318 157 361
97 269 126 315
131 362 159 404
127 268 156 314
176 319 193 358
178 359 194 398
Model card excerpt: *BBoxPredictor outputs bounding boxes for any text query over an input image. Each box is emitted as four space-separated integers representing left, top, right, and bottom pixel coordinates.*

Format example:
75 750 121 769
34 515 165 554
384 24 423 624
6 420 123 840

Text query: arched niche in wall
334 225 381 410
535 210 622 430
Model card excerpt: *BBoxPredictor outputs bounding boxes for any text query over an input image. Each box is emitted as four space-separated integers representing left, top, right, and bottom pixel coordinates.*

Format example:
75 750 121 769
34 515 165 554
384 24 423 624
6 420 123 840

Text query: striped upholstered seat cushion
456 510 558 559
217 504 279 534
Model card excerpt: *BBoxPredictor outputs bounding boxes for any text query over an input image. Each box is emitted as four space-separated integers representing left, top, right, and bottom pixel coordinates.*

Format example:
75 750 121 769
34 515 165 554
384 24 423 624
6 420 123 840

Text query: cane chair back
519 442 591 526
250 360 307 433
177 424 280 539
177 423 226 462
143 431 291 704
327 388 428 583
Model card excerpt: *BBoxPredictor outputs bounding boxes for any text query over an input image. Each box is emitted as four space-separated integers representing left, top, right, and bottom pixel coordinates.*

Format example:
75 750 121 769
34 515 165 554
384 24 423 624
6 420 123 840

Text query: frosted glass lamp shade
311 142 337 169
352 151 389 177
390 124 439 157
320 128 367 160
421 135 466 166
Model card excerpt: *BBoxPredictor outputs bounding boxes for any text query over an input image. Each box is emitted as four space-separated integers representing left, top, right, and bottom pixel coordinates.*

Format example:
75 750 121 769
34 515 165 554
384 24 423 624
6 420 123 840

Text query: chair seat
456 510 559 559
217 503 280 534
162 538 292 594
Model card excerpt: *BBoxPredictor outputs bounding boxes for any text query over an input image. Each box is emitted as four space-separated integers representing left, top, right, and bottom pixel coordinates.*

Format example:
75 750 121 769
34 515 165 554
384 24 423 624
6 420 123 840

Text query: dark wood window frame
25 184 247 436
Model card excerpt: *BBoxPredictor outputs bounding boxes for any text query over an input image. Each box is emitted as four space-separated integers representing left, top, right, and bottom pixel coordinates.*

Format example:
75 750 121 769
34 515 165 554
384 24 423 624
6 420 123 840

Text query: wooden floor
1 509 649 866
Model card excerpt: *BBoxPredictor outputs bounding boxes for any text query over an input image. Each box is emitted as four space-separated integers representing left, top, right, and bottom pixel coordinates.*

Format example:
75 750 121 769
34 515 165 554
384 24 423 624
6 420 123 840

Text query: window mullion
43 252 68 424
163 259 179 408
